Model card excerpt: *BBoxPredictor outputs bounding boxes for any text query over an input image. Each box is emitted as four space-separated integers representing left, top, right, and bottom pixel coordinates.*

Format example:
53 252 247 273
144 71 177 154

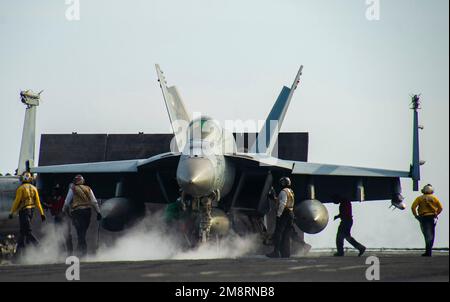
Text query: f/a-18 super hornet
32 65 424 244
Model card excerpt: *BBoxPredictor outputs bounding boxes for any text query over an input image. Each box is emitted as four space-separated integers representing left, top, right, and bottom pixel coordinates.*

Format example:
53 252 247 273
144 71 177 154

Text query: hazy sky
0 0 448 248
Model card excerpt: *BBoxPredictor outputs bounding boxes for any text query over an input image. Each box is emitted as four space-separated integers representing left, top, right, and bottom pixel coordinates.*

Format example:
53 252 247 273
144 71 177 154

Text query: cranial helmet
73 174 85 185
279 177 291 188
21 172 33 183
421 184 434 195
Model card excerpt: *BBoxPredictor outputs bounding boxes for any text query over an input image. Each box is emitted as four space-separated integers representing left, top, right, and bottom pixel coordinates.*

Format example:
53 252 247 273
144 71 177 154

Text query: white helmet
421 184 434 195
21 172 33 183
73 174 85 185
279 177 291 188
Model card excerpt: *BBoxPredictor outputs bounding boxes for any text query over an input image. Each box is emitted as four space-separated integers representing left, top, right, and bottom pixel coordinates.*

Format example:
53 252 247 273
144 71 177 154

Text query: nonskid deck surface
0 251 448 282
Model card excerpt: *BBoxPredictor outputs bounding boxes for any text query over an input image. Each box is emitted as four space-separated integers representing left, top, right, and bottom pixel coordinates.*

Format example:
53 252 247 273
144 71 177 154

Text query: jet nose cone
177 157 215 197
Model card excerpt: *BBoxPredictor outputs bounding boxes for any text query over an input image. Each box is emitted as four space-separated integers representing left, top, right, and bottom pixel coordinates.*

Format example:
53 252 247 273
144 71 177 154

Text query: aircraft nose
177 157 215 197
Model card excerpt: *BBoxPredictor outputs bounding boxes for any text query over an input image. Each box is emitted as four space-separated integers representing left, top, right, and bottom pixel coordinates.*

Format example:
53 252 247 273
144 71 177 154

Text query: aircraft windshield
188 117 220 141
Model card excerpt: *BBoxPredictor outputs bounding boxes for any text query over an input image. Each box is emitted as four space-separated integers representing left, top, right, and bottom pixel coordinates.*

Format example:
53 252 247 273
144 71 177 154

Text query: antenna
17 90 41 175
410 94 424 191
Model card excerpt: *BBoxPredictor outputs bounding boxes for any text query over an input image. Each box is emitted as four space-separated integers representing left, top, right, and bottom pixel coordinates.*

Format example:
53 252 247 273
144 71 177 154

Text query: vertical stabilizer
250 66 303 154
155 65 191 152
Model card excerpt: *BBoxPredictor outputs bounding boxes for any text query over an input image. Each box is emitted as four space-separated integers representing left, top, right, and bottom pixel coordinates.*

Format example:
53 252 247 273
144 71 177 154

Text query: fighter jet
32 65 423 242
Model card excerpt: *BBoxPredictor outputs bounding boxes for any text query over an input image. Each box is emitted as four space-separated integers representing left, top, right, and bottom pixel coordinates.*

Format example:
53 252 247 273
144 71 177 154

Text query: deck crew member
267 177 295 258
411 184 443 257
63 175 102 257
333 199 366 257
43 184 73 255
8 172 46 256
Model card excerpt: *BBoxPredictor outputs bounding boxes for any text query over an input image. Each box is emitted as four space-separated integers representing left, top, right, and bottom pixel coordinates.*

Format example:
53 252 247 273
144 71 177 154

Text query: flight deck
0 251 448 282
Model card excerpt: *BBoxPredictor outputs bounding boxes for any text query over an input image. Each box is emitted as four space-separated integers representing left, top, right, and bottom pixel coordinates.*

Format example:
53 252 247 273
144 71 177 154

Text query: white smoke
19 222 70 265
15 212 259 265
89 213 259 262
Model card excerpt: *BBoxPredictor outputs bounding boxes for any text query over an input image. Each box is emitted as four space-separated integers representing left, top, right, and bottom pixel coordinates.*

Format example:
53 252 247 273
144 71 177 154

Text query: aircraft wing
31 152 181 203
291 161 410 178
225 154 410 208
31 152 181 174
31 159 140 173
290 161 409 204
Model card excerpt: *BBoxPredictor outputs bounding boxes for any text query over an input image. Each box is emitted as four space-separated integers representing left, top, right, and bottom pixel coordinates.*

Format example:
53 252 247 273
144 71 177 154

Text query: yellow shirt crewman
411 184 443 257
9 172 46 256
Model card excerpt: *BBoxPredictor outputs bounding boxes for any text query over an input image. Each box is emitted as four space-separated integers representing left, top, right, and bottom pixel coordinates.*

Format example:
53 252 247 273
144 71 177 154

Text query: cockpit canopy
188 116 222 142
182 116 236 156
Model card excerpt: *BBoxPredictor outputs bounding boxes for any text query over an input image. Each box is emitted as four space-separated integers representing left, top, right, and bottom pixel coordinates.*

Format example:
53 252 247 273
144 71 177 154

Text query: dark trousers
71 208 91 257
16 208 39 255
336 219 365 254
272 210 294 258
54 214 73 255
419 216 436 256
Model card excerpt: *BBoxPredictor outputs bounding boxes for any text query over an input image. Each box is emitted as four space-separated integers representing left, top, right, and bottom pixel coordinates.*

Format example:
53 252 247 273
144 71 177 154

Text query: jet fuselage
176 116 235 200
